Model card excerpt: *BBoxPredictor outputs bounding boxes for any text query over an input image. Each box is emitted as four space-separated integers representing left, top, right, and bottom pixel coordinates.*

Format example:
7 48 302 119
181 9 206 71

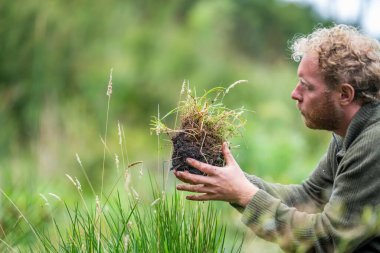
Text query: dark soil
170 131 224 175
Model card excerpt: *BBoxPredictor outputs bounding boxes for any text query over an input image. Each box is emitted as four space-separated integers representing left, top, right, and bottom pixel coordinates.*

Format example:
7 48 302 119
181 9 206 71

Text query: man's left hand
174 142 258 207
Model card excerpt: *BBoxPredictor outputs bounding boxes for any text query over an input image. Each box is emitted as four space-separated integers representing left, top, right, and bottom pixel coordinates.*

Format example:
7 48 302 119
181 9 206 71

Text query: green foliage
230 0 333 60
0 70 245 252
0 0 330 156
151 81 247 142
1 186 243 252
130 186 243 253
1 0 332 185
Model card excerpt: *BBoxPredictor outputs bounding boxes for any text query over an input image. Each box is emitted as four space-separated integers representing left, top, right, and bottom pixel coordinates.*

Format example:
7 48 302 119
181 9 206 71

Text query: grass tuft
151 81 249 174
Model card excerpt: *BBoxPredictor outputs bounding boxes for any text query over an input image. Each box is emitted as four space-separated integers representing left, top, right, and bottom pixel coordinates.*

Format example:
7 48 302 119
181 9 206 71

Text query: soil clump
171 131 224 175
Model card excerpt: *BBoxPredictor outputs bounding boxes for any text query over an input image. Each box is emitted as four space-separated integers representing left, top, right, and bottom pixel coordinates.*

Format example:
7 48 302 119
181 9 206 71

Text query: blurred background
1 0 379 251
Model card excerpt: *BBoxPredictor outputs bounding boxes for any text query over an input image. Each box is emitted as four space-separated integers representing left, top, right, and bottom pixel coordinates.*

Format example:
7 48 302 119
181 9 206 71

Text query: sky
283 0 380 38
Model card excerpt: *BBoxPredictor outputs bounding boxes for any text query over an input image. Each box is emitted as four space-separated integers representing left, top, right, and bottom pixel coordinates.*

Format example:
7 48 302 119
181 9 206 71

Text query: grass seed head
39 194 49 206
106 68 113 97
48 193 62 201
75 177 82 191
66 174 77 187
115 153 120 170
75 153 82 167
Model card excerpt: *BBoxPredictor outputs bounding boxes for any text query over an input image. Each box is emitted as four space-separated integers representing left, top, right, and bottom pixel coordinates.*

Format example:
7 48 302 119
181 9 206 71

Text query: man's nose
291 84 302 101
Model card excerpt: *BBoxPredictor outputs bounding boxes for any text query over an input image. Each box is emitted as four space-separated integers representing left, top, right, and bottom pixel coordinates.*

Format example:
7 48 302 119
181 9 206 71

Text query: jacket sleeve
240 131 380 252
240 139 337 213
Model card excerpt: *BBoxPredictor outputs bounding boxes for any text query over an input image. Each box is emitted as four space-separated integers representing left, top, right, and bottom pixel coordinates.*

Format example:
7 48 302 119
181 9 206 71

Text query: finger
222 142 237 166
173 170 191 183
186 158 219 175
176 184 209 193
174 170 213 185
186 193 214 201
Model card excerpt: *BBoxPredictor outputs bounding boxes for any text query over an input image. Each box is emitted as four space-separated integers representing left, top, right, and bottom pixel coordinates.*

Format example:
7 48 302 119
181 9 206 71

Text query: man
174 24 380 252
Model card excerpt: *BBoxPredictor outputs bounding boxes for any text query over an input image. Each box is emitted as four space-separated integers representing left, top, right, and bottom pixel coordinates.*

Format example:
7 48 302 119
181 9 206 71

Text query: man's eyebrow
299 77 308 84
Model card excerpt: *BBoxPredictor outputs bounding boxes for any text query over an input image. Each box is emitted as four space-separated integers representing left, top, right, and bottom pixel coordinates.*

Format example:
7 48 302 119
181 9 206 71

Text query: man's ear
339 83 355 105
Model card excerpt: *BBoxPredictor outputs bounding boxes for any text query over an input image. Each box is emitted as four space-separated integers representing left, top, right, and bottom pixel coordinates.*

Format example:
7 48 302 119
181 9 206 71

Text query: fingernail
186 158 193 163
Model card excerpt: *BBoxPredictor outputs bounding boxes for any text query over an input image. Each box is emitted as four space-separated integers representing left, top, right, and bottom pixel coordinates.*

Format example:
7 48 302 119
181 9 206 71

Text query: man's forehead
297 54 320 76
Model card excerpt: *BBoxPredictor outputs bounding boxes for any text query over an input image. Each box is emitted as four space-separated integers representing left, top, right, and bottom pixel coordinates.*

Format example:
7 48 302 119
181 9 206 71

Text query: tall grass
1 183 243 252
0 75 245 252
129 178 244 253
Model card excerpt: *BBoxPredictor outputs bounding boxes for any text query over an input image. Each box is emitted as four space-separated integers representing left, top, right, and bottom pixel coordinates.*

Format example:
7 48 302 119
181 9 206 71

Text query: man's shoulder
351 101 380 144
369 101 380 124
361 102 380 138
349 116 380 155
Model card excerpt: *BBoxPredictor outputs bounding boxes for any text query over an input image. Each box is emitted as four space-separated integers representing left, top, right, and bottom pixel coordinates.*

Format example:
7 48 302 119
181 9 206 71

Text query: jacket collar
334 101 380 160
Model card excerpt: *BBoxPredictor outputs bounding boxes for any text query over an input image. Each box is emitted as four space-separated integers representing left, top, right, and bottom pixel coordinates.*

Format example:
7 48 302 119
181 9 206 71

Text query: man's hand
174 142 258 207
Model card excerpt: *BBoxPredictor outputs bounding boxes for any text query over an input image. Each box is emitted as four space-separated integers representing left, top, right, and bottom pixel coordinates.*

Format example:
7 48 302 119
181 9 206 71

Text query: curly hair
291 24 380 103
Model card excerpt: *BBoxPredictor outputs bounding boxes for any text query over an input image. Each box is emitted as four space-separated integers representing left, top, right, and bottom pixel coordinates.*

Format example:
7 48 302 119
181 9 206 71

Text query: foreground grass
1 181 244 252
1 76 247 252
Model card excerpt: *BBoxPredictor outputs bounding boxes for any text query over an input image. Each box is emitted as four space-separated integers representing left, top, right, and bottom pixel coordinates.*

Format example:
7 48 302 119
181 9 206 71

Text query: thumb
222 142 237 166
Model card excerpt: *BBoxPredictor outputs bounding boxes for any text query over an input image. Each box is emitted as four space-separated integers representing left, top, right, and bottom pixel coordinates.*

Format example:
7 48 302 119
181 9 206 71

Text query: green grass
0 76 245 253
1 182 244 252
151 80 248 143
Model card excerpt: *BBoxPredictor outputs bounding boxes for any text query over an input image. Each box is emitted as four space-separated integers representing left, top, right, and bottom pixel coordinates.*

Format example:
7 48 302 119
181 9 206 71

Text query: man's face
291 54 344 131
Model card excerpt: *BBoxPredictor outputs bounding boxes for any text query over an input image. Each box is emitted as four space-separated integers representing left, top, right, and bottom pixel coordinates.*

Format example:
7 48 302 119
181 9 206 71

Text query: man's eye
300 81 312 90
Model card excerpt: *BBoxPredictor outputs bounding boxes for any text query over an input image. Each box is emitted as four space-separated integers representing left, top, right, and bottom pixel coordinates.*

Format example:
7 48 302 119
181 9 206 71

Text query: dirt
170 131 224 175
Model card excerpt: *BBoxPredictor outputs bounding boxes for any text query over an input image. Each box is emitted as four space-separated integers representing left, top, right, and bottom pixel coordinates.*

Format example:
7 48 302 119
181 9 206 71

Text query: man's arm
242 133 380 252
175 136 380 252
176 141 335 212
240 150 335 213
241 137 340 213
